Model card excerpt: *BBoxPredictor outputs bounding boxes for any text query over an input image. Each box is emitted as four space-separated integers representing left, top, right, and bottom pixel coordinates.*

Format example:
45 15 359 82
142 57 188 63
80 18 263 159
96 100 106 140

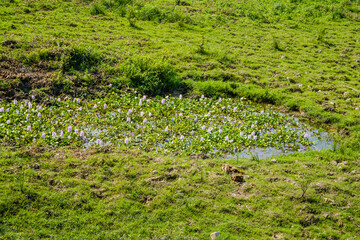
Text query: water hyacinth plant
0 91 318 156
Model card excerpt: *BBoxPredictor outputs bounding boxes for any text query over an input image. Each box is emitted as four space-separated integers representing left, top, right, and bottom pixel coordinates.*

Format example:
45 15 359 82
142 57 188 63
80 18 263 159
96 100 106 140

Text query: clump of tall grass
90 2 106 15
272 35 283 51
114 56 182 96
61 46 102 72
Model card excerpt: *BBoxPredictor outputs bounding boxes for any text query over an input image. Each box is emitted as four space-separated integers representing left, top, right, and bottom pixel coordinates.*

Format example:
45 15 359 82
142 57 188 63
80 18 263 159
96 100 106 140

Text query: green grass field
1 0 360 239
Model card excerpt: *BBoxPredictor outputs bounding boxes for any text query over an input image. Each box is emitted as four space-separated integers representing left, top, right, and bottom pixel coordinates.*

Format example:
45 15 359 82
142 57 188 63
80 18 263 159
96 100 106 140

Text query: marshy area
0 92 334 159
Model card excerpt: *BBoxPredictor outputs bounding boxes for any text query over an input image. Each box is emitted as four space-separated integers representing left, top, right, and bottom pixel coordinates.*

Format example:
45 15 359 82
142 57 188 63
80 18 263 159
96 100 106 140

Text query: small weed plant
126 5 137 27
196 35 207 54
296 173 312 199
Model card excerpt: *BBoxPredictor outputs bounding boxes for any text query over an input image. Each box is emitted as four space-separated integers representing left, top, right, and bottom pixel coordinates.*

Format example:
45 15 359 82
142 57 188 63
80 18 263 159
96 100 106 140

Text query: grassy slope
1 0 360 239
1 147 360 239
1 0 359 130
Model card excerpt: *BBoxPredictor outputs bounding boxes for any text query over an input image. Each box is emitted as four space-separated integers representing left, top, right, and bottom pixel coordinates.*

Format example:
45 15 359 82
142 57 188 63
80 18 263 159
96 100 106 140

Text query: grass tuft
90 2 106 15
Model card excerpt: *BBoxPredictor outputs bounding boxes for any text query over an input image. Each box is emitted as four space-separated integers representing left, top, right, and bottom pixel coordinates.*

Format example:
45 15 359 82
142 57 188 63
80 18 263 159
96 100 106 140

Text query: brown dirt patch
0 59 54 99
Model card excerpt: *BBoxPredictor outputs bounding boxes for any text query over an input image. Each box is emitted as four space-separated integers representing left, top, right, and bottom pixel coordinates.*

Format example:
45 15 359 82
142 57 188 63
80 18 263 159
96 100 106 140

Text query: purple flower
77 98 80 103
233 107 237 112
104 103 107 109
190 131 194 135
31 95 35 100
255 121 258 124
75 129 79 134
146 99 150 103
80 131 84 137
6 108 9 112
94 104 97 109
201 125 206 130
253 135 257 140
148 112 152 117
219 98 222 103
33 138 36 143
52 132 57 137
42 132 45 138
28 102 32 109
13 99 17 105
126 117 131 122
248 135 252 139
240 132 243 136
0 107 4 112
134 91 137 94
179 94 183 99
125 138 129 144
96 139 101 145
201 95 204 98
20 104 23 110
16 109 19 114
139 100 142 106
57 97 61 102
79 107 83 111
225 136 229 141
127 109 132 115
109 83 112 87
207 128 212 134
27 125 31 131
26 114 29 121
161 99 165 104
37 112 41 117
251 131 255 136
60 131 64 137
117 109 121 113
251 124 255 128
304 133 309 138
143 118 147 123
140 112 144 117
6 120 10 124
194 118 197 122
219 129 222 133
68 125 72 133
200 137 204 141
222 106 225 110
260 110 264 114
165 126 169 132
143 95 147 100
68 135 71 139
180 135 184 140
179 113 183 117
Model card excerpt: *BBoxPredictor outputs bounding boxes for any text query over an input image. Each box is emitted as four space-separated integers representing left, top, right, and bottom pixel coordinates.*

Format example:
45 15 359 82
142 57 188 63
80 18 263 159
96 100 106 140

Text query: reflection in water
229 130 333 160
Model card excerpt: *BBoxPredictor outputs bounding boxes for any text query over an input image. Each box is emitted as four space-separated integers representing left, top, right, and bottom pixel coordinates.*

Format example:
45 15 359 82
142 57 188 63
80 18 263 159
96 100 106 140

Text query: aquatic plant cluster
0 92 313 156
